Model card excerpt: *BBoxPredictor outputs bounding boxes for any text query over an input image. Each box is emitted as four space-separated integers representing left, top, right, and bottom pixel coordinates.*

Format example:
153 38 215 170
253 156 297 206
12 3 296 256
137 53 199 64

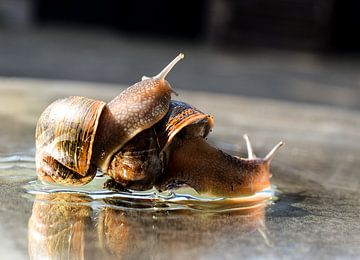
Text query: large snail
35 53 283 197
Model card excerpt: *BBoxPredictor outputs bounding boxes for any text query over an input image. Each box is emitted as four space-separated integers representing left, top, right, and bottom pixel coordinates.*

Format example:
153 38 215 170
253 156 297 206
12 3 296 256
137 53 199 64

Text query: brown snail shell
155 100 215 151
106 127 163 190
35 96 106 185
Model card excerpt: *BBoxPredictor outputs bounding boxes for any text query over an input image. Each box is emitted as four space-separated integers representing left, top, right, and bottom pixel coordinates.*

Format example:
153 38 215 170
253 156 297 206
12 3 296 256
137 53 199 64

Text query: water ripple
24 177 274 212
0 153 35 170
4 153 274 212
0 154 35 163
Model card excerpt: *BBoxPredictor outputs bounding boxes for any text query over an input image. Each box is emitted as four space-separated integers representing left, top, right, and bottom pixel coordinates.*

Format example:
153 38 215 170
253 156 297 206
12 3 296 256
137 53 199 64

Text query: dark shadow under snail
35 53 284 198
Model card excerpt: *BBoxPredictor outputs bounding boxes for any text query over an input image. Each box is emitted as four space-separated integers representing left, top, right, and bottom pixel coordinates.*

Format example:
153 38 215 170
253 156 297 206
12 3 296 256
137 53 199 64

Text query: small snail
35 53 283 197
152 101 284 197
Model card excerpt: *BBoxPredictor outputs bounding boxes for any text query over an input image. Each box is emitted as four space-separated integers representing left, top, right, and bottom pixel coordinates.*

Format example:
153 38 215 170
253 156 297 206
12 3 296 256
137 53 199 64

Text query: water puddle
27 190 270 259
0 152 274 212
25 176 274 212
0 153 35 170
1 152 276 258
23 161 273 258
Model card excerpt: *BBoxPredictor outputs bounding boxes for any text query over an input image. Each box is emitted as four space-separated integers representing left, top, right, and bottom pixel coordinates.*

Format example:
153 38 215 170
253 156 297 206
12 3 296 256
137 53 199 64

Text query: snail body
153 100 283 197
35 53 283 197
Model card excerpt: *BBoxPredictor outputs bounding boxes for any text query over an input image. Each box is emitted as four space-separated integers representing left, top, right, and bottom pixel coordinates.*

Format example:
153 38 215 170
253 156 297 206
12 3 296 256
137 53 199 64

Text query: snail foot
103 179 130 193
164 179 188 191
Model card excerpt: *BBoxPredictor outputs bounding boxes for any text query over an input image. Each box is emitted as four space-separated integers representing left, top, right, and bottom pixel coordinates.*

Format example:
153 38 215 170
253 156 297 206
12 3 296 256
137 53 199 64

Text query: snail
152 101 284 197
35 53 284 197
36 54 183 186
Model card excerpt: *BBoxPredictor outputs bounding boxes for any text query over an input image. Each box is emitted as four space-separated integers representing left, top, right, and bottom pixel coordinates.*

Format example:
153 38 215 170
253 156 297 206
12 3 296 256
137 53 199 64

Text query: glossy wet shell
107 128 162 190
155 100 215 151
35 96 106 176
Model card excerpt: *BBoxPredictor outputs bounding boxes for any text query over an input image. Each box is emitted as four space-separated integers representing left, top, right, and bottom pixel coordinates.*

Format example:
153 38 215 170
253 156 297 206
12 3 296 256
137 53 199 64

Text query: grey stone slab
0 78 359 259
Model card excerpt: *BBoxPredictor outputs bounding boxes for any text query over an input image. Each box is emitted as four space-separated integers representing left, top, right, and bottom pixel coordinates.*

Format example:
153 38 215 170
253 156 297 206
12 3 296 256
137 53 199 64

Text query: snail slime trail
34 53 284 200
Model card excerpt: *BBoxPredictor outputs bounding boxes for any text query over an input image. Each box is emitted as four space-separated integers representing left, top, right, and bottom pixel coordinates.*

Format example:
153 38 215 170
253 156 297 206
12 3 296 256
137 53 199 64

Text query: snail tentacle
153 53 184 80
243 134 256 159
142 53 183 95
263 141 284 164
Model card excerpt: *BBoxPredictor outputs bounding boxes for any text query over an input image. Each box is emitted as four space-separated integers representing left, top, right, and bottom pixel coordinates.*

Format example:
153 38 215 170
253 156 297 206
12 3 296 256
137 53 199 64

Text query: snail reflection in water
28 193 268 259
28 194 93 259
35 53 283 197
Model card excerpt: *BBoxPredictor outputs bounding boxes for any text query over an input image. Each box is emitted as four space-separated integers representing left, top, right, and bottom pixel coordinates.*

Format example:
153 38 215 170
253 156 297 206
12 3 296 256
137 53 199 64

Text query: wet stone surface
0 78 359 259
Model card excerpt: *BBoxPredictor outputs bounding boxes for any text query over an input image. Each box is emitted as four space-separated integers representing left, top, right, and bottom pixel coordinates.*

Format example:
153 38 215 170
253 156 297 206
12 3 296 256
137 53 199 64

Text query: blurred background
0 0 360 110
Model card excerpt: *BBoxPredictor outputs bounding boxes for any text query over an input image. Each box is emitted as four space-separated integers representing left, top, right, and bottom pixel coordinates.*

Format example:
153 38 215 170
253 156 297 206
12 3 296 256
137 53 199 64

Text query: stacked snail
35 54 283 197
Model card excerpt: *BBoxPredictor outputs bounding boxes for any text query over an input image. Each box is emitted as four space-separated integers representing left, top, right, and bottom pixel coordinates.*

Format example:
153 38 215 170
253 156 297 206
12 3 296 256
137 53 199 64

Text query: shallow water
21 153 274 259
1 152 274 259
1 82 360 259
27 191 270 260
25 178 274 213
11 147 273 213
1 145 358 259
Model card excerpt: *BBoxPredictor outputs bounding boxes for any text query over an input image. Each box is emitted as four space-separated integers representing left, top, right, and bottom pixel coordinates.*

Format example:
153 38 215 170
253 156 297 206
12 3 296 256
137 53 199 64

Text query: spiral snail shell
35 53 283 197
